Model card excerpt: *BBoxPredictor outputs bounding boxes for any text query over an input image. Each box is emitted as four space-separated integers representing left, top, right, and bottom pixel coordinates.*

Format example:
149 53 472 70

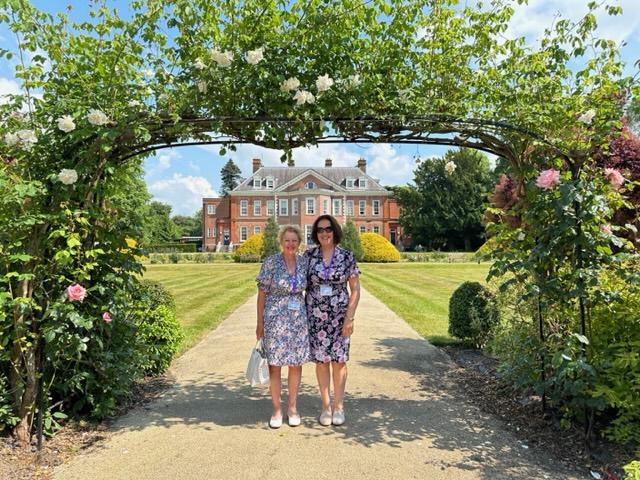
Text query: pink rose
536 169 561 190
600 224 612 235
102 312 112 323
66 284 86 302
604 168 624 190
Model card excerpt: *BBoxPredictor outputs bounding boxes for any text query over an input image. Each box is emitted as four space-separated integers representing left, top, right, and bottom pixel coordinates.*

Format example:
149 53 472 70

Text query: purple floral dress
256 254 311 366
304 246 360 363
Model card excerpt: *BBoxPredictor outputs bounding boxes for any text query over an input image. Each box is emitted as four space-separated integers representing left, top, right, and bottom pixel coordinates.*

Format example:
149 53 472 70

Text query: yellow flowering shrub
233 233 264 262
360 233 400 262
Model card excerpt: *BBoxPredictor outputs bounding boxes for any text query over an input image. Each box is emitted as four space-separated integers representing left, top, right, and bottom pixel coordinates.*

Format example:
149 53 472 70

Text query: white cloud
364 144 414 186
146 149 181 176
506 0 640 45
0 77 21 104
148 174 217 216
196 142 418 186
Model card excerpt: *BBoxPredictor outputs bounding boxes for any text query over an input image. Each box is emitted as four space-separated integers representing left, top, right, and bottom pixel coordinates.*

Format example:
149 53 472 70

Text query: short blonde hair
278 225 303 244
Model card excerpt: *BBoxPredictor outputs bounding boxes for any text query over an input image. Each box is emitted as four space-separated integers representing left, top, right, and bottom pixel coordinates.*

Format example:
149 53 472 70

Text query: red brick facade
202 158 402 250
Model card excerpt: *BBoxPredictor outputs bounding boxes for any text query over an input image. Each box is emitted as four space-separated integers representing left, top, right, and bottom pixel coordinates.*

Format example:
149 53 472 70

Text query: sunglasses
316 226 334 233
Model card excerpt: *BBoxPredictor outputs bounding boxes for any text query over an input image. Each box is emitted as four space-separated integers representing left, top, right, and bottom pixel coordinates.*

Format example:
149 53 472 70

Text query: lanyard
322 248 336 282
284 255 298 293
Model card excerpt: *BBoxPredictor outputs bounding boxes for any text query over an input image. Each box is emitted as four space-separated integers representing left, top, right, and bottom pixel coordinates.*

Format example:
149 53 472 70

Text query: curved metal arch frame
115 115 569 164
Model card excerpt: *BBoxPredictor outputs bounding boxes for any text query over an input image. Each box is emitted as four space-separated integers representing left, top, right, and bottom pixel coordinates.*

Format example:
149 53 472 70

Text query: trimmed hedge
233 233 264 262
448 281 498 347
360 233 401 262
131 280 183 375
145 243 197 253
147 252 233 264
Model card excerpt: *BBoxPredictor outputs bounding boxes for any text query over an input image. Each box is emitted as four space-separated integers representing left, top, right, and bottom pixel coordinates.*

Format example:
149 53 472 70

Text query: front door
223 229 230 245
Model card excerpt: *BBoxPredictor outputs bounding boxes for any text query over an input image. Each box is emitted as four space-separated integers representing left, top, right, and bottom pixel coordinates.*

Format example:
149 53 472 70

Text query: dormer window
346 178 355 189
305 181 316 189
253 176 262 188
359 177 367 189
266 177 274 189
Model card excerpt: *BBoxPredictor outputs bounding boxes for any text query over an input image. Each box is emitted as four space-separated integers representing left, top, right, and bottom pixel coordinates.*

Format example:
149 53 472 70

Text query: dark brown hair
311 215 343 245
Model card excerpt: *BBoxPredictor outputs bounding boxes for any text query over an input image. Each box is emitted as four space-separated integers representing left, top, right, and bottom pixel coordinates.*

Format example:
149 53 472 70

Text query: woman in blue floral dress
304 215 361 427
256 225 311 429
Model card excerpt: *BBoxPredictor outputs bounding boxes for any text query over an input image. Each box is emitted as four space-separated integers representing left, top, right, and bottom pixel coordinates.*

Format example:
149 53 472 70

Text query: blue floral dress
256 254 311 366
304 246 360 363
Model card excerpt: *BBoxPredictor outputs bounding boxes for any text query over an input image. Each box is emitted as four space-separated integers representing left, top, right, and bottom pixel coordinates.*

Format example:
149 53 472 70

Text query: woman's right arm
256 288 266 339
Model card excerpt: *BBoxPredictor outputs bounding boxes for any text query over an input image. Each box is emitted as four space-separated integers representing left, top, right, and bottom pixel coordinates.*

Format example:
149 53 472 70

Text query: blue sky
2 0 639 215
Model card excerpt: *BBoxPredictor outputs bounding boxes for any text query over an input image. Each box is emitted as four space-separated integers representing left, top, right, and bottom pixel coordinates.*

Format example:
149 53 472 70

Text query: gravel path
54 287 584 480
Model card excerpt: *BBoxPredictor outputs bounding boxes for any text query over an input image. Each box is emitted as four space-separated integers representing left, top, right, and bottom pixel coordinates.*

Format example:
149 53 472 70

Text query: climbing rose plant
0 0 638 447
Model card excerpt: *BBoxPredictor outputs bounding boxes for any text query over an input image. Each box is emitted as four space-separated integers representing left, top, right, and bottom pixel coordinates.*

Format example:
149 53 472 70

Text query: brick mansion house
202 158 402 251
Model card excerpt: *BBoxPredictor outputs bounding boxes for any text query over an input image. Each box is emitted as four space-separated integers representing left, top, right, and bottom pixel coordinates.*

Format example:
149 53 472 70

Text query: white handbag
246 339 269 387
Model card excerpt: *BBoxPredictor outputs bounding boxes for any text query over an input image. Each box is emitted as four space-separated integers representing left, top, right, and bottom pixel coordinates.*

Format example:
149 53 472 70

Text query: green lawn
359 263 490 345
142 263 260 354
142 262 489 354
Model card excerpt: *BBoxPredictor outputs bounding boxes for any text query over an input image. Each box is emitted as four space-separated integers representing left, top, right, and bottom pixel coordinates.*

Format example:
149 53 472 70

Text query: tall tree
395 149 494 251
220 159 242 196
142 202 180 244
172 209 202 237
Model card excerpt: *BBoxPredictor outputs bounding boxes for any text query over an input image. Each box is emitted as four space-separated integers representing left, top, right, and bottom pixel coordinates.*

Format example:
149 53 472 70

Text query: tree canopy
394 149 494 251
220 159 242 196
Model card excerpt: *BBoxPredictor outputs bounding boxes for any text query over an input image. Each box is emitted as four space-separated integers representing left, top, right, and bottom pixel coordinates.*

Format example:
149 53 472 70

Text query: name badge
320 284 333 296
288 298 302 311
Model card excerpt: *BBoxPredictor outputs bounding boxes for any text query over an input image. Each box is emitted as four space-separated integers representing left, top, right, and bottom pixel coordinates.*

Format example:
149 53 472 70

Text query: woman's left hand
341 319 354 337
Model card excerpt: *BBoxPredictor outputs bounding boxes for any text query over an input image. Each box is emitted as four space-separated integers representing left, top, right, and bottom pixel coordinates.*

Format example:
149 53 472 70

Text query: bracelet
345 316 355 323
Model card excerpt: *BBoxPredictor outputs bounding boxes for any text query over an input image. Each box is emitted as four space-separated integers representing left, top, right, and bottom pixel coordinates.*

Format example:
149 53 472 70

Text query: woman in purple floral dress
304 215 361 427
256 226 311 429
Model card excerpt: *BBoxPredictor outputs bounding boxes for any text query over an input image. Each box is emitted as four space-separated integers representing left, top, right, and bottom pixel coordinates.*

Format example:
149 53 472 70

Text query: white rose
246 47 264 65
128 100 142 107
17 129 38 148
3 132 19 147
197 80 208 93
143 69 154 77
58 168 78 185
316 74 334 92
578 109 596 125
280 77 300 93
57 115 76 133
346 74 361 89
444 161 457 175
157 93 169 103
194 58 206 70
209 48 233 67
293 90 315 105
86 109 110 126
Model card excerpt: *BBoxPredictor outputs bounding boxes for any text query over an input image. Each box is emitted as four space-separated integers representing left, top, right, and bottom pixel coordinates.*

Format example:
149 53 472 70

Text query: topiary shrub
262 217 280 258
130 280 183 375
341 219 364 261
360 233 400 262
233 233 264 262
448 281 499 347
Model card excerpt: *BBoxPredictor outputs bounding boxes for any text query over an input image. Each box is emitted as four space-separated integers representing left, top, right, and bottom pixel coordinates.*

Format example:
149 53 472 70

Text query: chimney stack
325 158 332 167
252 158 262 173
357 158 366 173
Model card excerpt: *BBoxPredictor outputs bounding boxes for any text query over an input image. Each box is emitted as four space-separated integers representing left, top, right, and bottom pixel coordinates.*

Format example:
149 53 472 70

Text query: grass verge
143 263 260 354
359 262 490 345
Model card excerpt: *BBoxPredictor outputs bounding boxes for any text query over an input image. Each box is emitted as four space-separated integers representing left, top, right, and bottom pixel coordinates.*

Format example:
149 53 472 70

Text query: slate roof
233 167 387 193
